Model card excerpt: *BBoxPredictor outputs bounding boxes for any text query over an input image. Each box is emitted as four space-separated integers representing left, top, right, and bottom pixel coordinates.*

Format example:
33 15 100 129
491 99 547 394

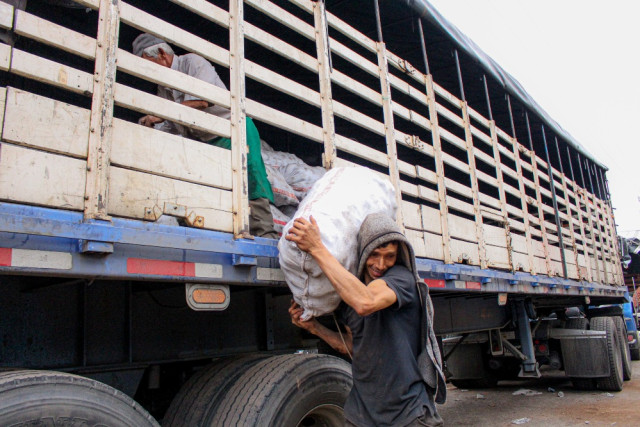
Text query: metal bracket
397 58 415 75
143 203 204 228
232 254 257 266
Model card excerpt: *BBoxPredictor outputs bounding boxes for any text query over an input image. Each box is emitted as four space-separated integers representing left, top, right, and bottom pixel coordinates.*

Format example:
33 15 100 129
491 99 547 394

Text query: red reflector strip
0 248 11 266
424 279 445 288
127 258 196 277
466 281 482 290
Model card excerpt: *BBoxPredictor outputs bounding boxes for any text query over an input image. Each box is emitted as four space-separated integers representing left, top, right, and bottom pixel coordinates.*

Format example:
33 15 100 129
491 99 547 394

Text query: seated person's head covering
132 33 167 57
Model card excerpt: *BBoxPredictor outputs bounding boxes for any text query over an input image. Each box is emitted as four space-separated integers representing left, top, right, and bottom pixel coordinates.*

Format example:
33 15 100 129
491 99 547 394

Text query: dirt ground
437 361 640 426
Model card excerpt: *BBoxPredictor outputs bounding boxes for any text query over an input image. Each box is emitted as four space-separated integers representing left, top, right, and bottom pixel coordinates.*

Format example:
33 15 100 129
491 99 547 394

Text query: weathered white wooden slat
169 0 228 28
111 118 232 190
0 1 13 29
108 167 233 232
2 88 89 158
114 83 232 139
119 2 229 67
0 43 10 71
0 87 6 140
0 143 86 210
10 49 93 94
14 10 95 59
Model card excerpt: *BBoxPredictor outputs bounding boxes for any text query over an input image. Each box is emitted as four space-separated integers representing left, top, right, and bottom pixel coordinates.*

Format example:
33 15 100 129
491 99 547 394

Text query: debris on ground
547 387 556 392
476 393 485 399
512 388 542 396
511 418 531 425
557 391 565 398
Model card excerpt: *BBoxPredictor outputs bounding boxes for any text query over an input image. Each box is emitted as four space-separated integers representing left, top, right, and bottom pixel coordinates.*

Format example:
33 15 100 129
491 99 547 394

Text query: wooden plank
114 83 231 139
2 88 89 158
402 201 423 230
483 223 508 249
313 0 337 170
14 10 95 60
108 167 233 232
83 0 120 221
119 2 228 67
111 118 231 189
376 42 404 229
448 214 478 243
421 205 443 235
229 0 250 237
250 0 315 42
424 231 445 261
512 251 532 272
406 228 427 258
450 239 480 266
511 233 528 254
10 48 93 94
0 2 13 30
169 0 228 28
0 143 86 210
486 245 511 270
460 102 487 269
0 43 10 71
528 138 552 275
246 98 323 142
0 87 5 140
117 49 231 110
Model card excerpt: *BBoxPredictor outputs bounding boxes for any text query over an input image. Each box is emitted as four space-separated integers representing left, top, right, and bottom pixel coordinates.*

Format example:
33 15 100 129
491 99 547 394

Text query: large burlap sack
265 164 299 207
278 166 397 320
280 162 326 201
270 204 291 237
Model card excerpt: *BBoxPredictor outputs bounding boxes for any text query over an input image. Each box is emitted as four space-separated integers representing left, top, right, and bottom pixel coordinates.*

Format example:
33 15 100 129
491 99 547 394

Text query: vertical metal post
419 17 452 264
482 74 493 121
577 154 602 283
506 94 516 139
373 0 383 42
417 18 430 75
554 137 580 278
229 0 251 238
453 49 465 102
541 126 568 278
593 164 604 201
525 113 552 275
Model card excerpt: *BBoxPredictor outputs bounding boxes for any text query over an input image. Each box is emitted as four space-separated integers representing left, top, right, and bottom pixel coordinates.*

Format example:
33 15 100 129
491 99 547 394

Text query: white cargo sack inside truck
278 167 398 320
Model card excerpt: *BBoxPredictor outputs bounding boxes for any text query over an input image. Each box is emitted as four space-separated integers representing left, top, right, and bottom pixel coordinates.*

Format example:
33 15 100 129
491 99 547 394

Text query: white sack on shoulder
278 167 397 320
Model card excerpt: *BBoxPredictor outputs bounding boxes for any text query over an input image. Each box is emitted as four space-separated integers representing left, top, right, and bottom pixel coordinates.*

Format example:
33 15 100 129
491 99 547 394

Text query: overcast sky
426 0 640 236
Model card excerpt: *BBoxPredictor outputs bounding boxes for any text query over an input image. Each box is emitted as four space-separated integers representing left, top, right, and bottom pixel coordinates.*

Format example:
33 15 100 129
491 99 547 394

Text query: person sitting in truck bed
132 33 277 239
287 213 446 427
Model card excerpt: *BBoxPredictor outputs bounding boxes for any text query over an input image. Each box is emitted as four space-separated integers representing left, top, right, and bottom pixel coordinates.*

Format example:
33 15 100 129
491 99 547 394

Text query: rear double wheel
0 370 159 426
591 316 624 392
164 353 352 427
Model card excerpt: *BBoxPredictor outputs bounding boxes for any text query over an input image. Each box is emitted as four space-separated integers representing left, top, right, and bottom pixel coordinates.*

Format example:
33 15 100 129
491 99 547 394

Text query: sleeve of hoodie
381 265 416 310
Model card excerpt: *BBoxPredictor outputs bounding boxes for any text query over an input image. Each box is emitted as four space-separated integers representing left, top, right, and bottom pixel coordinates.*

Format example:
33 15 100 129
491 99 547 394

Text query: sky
426 0 640 236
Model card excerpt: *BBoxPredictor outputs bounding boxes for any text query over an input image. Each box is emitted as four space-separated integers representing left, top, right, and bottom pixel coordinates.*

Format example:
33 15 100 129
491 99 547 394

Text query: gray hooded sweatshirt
339 213 445 426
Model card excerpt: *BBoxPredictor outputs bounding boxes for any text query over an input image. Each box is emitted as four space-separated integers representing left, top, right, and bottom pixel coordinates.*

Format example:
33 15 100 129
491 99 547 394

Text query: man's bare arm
139 99 210 127
285 217 397 316
289 301 352 355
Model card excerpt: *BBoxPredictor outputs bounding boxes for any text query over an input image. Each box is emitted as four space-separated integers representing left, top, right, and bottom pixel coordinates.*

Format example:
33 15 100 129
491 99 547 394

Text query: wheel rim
297 403 344 427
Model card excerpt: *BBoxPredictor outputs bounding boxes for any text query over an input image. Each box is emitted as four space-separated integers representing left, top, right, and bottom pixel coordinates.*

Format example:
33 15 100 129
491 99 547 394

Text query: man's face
141 48 172 68
364 242 398 283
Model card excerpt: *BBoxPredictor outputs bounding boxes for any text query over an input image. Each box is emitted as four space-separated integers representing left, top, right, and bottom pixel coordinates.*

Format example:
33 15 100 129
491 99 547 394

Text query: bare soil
438 361 640 426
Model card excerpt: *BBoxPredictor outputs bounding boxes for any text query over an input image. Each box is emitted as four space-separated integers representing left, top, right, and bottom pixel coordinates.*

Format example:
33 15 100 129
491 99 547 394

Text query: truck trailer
0 0 630 425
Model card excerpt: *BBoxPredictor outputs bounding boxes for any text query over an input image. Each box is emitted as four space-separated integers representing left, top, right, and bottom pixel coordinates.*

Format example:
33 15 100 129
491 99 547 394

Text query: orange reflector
192 288 226 304
186 284 230 311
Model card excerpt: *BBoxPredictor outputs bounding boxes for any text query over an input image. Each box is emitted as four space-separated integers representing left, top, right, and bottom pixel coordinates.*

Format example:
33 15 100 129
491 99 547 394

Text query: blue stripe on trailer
0 203 278 257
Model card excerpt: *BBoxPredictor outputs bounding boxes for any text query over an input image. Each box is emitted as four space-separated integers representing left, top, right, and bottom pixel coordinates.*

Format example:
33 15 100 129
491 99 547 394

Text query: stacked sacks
261 140 327 235
278 166 397 320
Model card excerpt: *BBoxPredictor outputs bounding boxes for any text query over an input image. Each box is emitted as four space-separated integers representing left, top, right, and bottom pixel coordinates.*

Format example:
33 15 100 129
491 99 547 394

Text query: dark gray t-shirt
339 265 433 427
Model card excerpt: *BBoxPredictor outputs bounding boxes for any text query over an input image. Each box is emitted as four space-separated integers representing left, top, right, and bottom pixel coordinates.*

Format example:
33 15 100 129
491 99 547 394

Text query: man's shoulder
383 264 413 279
179 53 212 67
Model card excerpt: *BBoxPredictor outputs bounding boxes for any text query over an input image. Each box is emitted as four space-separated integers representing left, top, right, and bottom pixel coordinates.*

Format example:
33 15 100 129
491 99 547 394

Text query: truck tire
212 354 352 426
612 316 632 381
565 317 597 390
591 316 624 392
162 354 269 426
0 370 159 426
